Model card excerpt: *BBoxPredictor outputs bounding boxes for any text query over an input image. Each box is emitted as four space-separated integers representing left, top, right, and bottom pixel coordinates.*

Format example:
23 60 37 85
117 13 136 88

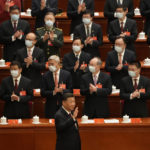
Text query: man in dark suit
147 29 150 44
63 37 91 89
0 61 33 119
140 0 150 34
16 33 46 89
108 5 138 52
104 0 134 26
31 0 58 28
74 10 103 57
80 57 112 118
41 55 73 118
0 0 21 24
105 37 136 89
0 5 30 61
120 61 150 117
67 0 94 34
55 93 81 150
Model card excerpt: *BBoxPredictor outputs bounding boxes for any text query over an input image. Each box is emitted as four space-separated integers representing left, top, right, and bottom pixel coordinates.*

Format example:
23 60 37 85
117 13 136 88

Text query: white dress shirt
74 51 81 60
117 0 123 4
13 74 21 87
53 69 60 84
84 22 92 37
117 49 125 64
119 16 127 29
27 46 35 56
92 71 100 84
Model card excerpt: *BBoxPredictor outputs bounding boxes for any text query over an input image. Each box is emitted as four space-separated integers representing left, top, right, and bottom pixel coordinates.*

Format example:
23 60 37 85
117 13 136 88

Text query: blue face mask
128 71 136 78
45 20 54 27
25 40 33 48
11 14 19 21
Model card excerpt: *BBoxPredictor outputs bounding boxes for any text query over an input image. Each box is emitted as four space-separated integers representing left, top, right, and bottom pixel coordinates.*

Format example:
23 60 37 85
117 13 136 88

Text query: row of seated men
0 3 150 119
1 5 150 63
0 57 150 120
0 0 150 34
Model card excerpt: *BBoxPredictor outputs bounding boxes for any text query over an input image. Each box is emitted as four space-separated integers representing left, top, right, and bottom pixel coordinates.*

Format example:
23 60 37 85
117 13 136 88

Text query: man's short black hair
129 61 141 69
73 37 84 44
45 11 55 17
83 9 94 17
10 5 20 12
62 93 74 101
116 5 128 11
115 36 127 44
10 61 22 68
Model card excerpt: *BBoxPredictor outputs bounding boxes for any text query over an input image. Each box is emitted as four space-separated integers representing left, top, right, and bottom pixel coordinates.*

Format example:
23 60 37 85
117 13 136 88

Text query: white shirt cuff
12 36 16 42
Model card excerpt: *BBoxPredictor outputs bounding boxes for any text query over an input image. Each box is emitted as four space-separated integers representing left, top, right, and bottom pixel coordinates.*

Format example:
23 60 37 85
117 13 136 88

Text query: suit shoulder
55 28 62 32
20 19 29 24
141 76 150 82
127 18 136 23
1 76 11 83
101 72 111 78
125 49 135 55
93 23 101 28
36 27 45 31
21 76 31 83
61 69 71 75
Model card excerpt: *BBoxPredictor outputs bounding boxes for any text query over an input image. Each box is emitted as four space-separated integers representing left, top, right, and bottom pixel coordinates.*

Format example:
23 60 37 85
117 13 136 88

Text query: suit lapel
138 76 143 89
82 24 87 39
16 19 21 31
124 18 129 31
113 51 119 65
59 69 63 85
89 73 94 85
9 76 15 92
17 76 23 91
32 47 37 58
8 20 15 34
129 77 135 91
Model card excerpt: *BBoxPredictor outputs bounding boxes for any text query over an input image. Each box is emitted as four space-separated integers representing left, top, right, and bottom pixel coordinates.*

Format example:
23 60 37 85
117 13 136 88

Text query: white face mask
45 20 54 27
72 45 81 53
11 14 19 21
115 45 123 53
116 12 124 19
82 18 91 25
49 65 57 72
89 65 96 73
128 71 136 78
11 70 19 78
25 40 33 48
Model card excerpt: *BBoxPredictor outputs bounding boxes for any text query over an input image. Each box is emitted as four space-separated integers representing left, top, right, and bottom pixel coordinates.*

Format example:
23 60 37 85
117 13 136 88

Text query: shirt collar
53 68 60 75
27 46 35 53
11 20 18 24
74 51 81 58
119 16 127 24
13 74 21 81
118 49 125 56
132 75 140 81
62 106 71 115
93 70 100 78
84 22 93 29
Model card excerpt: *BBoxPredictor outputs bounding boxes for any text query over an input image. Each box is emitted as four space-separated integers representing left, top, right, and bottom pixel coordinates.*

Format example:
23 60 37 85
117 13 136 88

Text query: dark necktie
14 22 17 32
14 79 18 92
134 79 138 90
46 0 50 8
118 0 121 5
87 26 90 37
120 22 124 33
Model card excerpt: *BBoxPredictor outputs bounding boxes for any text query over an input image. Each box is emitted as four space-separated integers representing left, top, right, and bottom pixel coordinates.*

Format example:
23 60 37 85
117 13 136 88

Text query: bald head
89 57 102 74
25 32 37 48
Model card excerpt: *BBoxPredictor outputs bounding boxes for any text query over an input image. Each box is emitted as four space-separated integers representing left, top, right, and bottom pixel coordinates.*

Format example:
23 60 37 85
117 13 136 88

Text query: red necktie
120 22 124 33
54 72 58 88
14 22 17 32
134 79 138 90
14 79 18 92
118 54 122 64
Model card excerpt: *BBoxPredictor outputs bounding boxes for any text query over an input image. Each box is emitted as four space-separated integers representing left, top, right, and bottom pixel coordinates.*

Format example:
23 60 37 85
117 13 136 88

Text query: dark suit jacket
63 51 91 89
31 0 58 28
74 23 103 57
120 76 150 117
55 107 81 150
80 72 112 118
67 0 94 34
41 69 73 118
108 18 138 52
105 49 136 89
0 76 33 119
16 47 45 89
0 19 30 61
140 0 150 34
104 0 134 24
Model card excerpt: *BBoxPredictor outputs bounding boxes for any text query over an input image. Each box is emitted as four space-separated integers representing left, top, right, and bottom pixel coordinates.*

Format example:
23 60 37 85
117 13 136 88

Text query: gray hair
48 55 60 63
91 57 102 65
